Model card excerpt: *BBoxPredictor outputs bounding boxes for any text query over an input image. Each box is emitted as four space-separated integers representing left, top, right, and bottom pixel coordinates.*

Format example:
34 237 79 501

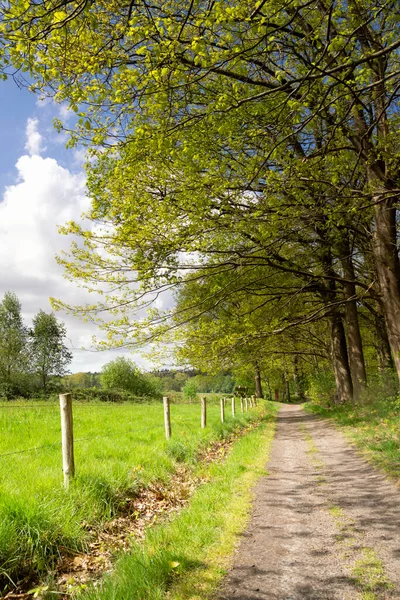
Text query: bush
306 370 336 406
100 357 160 397
0 373 38 399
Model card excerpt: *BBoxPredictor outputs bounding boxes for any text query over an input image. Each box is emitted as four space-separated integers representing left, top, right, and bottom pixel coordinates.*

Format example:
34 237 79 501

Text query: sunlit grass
0 398 267 589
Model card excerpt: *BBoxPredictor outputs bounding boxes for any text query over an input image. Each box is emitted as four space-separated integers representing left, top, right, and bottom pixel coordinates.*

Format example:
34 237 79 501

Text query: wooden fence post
252 395 257 407
231 396 236 417
201 397 207 429
240 398 244 413
274 389 279 401
220 398 225 423
163 397 171 440
59 393 75 488
245 397 248 412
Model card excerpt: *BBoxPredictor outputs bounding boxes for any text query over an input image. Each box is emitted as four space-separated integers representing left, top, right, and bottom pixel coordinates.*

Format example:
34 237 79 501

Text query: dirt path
219 404 400 600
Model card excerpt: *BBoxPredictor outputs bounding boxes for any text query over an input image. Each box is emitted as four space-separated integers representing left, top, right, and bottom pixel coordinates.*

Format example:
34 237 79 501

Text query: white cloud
58 103 74 121
35 96 53 109
0 151 151 373
24 118 45 155
73 147 88 166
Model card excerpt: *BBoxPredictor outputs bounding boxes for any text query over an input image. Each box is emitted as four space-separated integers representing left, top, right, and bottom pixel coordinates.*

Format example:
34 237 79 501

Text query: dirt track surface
219 404 400 600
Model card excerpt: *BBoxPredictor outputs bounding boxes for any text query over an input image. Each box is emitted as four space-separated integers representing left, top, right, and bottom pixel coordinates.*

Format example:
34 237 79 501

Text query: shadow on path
219 404 400 600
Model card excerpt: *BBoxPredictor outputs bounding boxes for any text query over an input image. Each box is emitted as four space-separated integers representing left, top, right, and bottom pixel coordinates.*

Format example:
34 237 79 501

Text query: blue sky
0 77 80 180
0 77 152 373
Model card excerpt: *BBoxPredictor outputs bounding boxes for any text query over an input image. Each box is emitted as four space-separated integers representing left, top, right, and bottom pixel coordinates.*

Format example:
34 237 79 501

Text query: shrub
306 370 336 406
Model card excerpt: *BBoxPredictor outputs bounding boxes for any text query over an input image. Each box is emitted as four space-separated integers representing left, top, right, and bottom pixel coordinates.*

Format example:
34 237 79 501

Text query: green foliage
100 357 159 397
0 292 28 399
191 374 234 394
0 295 73 399
2 2 399 404
182 380 197 402
63 371 101 389
29 310 72 392
306 370 337 407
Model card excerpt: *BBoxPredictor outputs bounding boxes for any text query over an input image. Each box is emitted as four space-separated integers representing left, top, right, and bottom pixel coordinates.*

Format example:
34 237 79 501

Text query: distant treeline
63 366 236 399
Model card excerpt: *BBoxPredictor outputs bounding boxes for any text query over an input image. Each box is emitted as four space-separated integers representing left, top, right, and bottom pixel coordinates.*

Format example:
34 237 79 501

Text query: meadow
0 397 262 590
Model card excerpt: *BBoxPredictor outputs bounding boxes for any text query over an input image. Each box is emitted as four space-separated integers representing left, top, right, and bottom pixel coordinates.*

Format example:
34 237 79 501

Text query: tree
173 263 333 398
0 292 28 398
3 1 400 396
100 356 156 396
182 380 198 402
30 310 72 393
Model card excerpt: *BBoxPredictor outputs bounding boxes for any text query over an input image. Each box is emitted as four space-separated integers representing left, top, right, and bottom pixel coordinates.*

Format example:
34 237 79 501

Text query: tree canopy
30 310 72 392
100 356 160 396
0 292 28 398
2 1 400 403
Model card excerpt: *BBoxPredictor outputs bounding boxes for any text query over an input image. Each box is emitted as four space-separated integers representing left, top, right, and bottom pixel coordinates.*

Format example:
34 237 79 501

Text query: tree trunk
319 235 353 403
340 242 367 398
265 377 272 401
330 313 354 404
282 371 291 403
372 200 400 383
254 362 263 398
374 311 394 372
293 355 306 401
361 298 394 372
352 53 400 383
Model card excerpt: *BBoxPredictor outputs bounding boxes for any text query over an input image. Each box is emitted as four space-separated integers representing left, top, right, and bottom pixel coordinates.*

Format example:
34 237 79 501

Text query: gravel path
219 404 400 600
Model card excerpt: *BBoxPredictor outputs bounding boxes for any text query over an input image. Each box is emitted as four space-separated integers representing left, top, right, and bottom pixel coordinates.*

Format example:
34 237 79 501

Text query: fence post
252 395 257 407
220 397 225 423
245 397 248 412
231 396 236 417
59 393 75 488
201 397 207 428
274 389 279 401
163 397 171 440
240 398 244 413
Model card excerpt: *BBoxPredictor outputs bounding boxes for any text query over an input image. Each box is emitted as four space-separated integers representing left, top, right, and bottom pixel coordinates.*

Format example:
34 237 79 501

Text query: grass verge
305 397 400 480
77 404 278 600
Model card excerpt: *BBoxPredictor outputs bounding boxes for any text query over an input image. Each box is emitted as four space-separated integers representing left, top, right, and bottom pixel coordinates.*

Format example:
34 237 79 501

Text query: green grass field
0 398 266 590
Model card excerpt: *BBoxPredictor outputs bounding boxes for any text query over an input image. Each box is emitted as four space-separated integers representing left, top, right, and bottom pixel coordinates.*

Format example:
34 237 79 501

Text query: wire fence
0 394 258 486
0 424 167 460
0 397 227 410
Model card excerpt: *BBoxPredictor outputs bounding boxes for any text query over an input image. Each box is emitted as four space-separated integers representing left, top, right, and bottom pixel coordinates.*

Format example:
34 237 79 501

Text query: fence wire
0 424 166 459
0 401 243 460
